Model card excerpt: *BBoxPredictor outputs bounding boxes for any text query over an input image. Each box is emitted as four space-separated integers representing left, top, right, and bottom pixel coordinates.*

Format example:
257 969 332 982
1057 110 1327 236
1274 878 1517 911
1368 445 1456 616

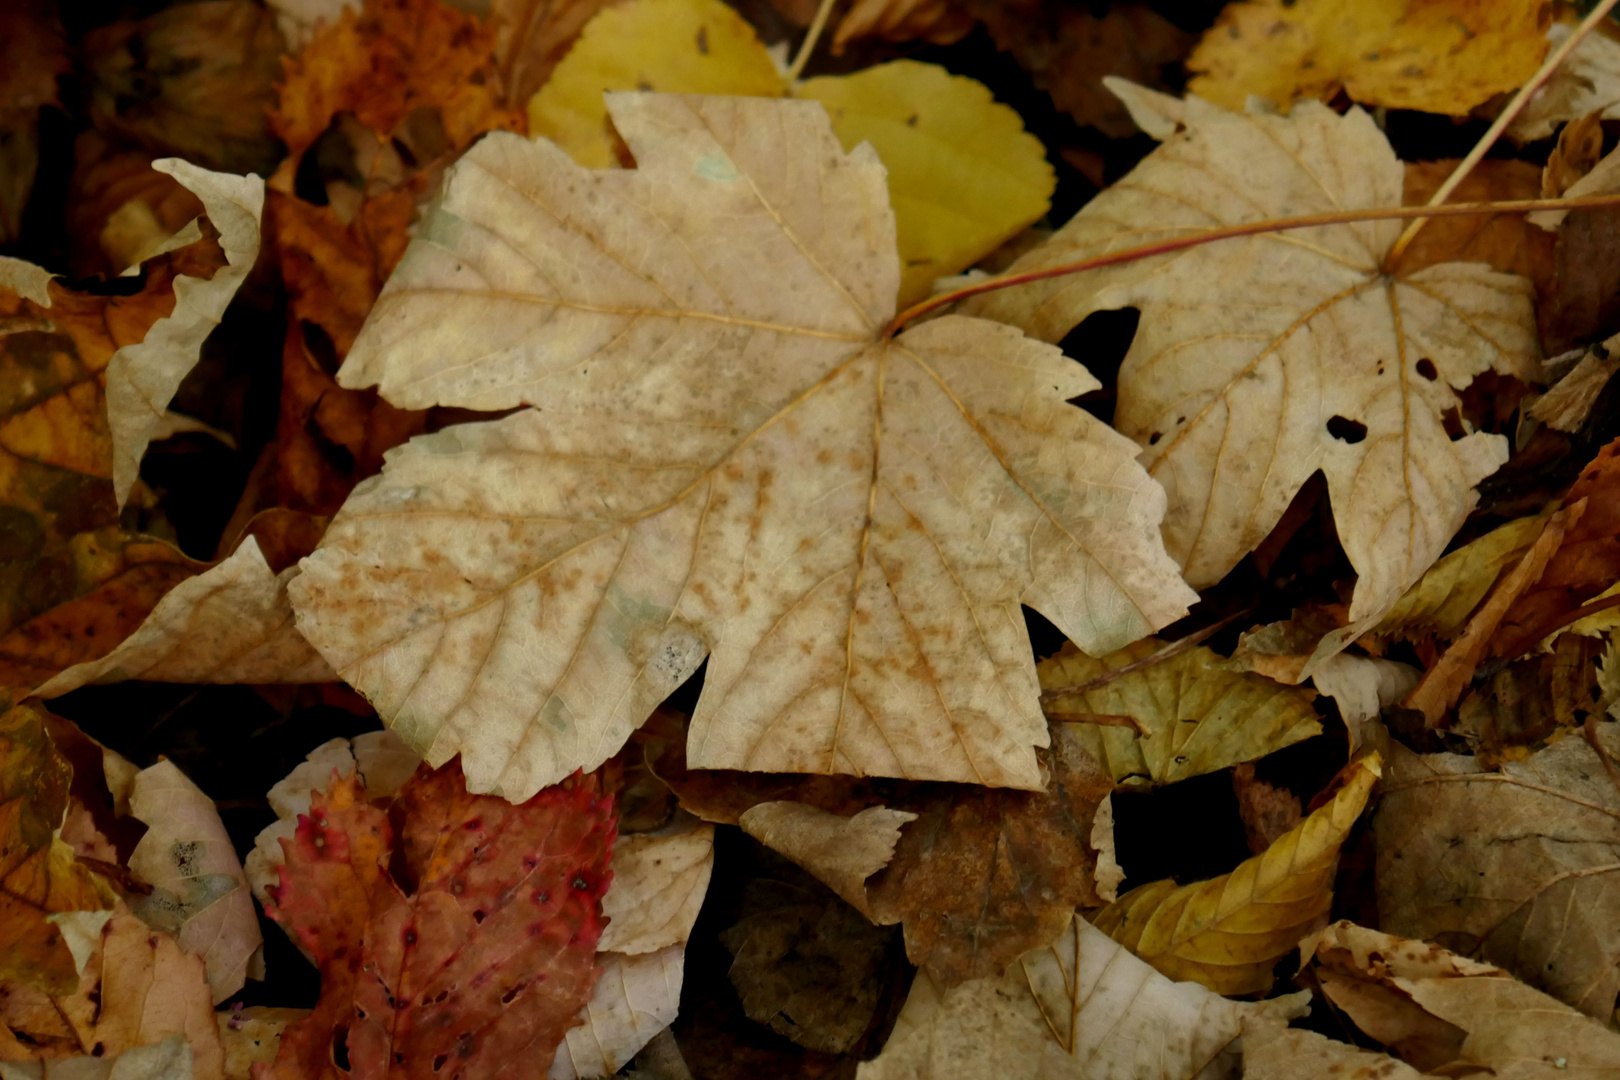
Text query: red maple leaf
258 761 616 1080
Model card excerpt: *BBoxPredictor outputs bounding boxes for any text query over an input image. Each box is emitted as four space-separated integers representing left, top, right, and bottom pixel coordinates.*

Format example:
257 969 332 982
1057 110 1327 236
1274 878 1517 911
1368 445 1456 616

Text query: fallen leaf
1241 1013 1423 1080
965 82 1538 668
1453 632 1608 762
1512 22 1620 142
261 763 616 1080
719 871 904 1055
106 162 263 507
830 0 972 52
1308 651 1419 751
1531 339 1620 431
1543 111 1605 200
64 134 205 280
1037 638 1322 786
737 803 914 913
287 92 1194 798
217 1007 304 1080
529 0 1054 304
1231 762 1301 855
1306 921 1620 1075
597 822 714 955
856 914 1309 1080
488 0 625 109
34 536 330 697
960 0 1194 139
548 947 683 1080
1376 730 1620 1017
0 911 226 1080
126 761 262 1005
0 0 68 246
0 704 111 997
1186 0 1550 115
0 1034 193 1080
81 1 287 177
1091 755 1379 995
1490 437 1620 659
266 0 359 50
1393 159 1555 289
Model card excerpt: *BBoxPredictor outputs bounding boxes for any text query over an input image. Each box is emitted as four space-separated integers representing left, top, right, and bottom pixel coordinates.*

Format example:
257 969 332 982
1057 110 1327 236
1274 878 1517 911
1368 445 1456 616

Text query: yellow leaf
528 0 1053 305
799 61 1054 307
1091 756 1379 996
1038 638 1321 786
1186 0 1551 116
527 0 784 168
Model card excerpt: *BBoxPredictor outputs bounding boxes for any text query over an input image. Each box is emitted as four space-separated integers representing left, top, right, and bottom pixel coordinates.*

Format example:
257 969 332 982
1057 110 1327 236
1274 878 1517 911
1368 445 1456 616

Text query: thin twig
786 0 838 82
885 191 1620 337
1039 606 1254 701
1385 0 1620 266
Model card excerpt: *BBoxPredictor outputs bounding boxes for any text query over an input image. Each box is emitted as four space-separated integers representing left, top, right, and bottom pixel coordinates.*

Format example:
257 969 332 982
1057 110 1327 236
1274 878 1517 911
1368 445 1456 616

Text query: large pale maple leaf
287 93 1196 800
259 763 616 1080
965 82 1540 665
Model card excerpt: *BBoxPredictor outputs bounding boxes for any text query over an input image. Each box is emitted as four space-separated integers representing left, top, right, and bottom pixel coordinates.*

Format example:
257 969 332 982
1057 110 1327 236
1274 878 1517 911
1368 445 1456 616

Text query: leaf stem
786 0 838 82
1384 0 1620 266
884 191 1620 338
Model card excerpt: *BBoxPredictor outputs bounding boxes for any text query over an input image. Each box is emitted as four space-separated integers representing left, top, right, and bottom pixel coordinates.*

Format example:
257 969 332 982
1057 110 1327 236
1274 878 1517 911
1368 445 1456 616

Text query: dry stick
786 0 839 82
1038 606 1254 701
1385 0 1620 267
884 191 1620 337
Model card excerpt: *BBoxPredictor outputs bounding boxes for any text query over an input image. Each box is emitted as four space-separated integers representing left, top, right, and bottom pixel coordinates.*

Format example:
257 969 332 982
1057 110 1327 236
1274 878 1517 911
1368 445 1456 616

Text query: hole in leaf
1057 307 1139 424
433 1054 448 1072
332 1026 351 1071
1148 431 1162 445
1326 416 1367 443
1415 358 1438 381
1440 406 1467 441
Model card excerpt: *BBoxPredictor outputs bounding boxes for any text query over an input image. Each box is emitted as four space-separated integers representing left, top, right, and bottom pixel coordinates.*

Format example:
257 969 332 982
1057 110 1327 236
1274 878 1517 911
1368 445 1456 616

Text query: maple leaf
528 0 1055 305
1375 729 1620 1018
261 762 616 1080
1091 756 1379 996
1037 637 1322 786
964 82 1539 670
1186 0 1550 115
286 92 1195 799
857 914 1309 1080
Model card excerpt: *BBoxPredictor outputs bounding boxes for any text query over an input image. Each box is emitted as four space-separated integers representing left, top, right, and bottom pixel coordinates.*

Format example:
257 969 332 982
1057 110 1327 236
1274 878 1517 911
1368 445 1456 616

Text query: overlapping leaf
964 82 1539 672
287 92 1195 800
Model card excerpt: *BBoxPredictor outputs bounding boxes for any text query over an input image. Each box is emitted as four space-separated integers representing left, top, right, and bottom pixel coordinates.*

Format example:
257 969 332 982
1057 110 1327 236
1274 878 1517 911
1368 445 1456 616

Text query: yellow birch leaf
526 0 785 168
1091 755 1379 996
528 0 1053 305
799 62 1054 307
1187 0 1551 116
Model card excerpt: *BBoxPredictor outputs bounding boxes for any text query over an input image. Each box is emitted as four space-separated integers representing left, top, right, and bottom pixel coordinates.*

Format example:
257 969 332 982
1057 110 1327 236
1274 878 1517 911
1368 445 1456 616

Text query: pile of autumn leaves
13 0 1620 1077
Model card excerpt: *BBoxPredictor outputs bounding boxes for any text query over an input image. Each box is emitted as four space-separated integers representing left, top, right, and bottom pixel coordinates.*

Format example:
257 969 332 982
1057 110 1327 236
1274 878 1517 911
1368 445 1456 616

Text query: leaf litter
14 0 1620 1077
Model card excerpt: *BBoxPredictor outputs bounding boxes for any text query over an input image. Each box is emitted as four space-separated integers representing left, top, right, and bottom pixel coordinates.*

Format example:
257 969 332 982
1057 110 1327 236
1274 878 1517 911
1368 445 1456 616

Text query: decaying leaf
1241 1013 1423 1080
857 914 1309 1080
0 911 226 1080
1306 921 1620 1075
1091 756 1379 995
548 947 682 1080
1512 23 1620 142
831 0 972 52
489 0 633 108
737 803 914 913
1309 651 1419 751
81 1 287 177
1038 638 1321 786
0 0 68 247
261 763 616 1080
0 704 111 997
0 1034 193 1080
529 0 1054 305
287 92 1195 799
106 162 263 507
217 1007 305 1080
35 536 330 697
965 82 1538 669
1187 0 1550 115
126 762 262 1004
1531 339 1620 432
1376 730 1620 1018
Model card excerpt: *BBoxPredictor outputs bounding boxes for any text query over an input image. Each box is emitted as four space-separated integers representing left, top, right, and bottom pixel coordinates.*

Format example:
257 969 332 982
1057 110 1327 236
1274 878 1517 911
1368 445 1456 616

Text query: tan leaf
35 538 333 696
126 763 261 1004
106 161 263 507
1512 23 1620 143
857 915 1309 1080
287 93 1195 799
217 1008 304 1080
1376 730 1620 1018
0 1034 194 1080
1532 341 1620 432
1092 756 1379 996
547 947 682 1080
1037 638 1321 786
597 821 714 955
737 803 913 914
1307 921 1620 1077
964 81 1537 667
1241 1013 1423 1080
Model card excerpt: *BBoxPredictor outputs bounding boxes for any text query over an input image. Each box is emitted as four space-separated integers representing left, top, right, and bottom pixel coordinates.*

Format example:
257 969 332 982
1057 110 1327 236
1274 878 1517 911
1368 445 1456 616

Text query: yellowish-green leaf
798 61 1054 306
1091 755 1379 996
528 0 1053 305
1038 638 1321 786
